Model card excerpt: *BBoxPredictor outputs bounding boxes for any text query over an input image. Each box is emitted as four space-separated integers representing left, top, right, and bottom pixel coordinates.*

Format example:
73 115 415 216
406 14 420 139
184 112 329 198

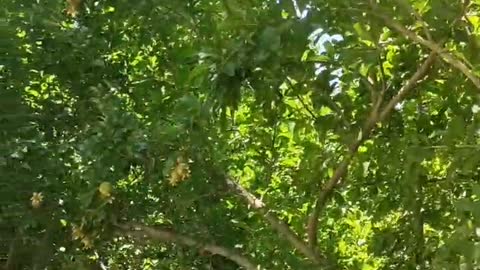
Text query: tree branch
117 222 260 270
394 0 432 41
373 9 480 91
225 178 326 266
306 52 436 247
378 53 436 122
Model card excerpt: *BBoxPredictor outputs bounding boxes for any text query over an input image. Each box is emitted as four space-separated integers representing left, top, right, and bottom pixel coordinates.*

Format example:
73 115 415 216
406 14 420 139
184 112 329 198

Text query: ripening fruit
71 224 85 240
169 157 191 186
66 0 82 17
30 192 43 208
80 236 93 249
98 182 113 198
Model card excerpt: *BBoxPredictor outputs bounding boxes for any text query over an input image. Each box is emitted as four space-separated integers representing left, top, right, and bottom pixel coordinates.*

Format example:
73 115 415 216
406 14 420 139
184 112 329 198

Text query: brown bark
117 222 260 270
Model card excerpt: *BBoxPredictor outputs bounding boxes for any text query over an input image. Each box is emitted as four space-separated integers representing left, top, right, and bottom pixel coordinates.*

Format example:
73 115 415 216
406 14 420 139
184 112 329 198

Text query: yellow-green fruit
98 182 112 198
30 192 44 208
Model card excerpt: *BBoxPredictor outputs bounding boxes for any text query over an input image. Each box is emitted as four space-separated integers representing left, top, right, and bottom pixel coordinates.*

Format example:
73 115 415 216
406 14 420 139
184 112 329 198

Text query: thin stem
285 78 319 121
413 174 425 269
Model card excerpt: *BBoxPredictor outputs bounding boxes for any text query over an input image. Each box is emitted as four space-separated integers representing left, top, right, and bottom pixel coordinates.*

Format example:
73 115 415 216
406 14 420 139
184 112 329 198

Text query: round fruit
98 182 113 197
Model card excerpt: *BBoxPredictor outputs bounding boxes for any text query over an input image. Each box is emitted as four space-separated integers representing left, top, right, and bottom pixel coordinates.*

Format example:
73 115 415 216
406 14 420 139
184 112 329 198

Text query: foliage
2 0 480 269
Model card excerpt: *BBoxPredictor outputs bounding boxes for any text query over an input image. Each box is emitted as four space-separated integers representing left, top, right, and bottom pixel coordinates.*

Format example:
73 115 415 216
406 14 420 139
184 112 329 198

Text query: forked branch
373 7 480 90
307 52 437 247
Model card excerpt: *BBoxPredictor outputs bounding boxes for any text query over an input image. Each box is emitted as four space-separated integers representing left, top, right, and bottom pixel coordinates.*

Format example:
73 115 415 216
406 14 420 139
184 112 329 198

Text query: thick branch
117 222 259 270
226 178 325 266
306 52 436 247
374 12 480 90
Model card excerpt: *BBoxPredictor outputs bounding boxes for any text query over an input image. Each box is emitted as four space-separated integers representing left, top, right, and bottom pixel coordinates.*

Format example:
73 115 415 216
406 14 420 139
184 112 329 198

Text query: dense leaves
2 0 480 269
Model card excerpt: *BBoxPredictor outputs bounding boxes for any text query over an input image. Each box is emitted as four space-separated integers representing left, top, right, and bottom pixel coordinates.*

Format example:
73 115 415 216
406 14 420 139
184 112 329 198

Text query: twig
376 52 388 111
362 76 378 107
297 94 318 121
286 77 349 128
394 0 432 41
413 174 425 269
117 222 260 270
378 55 387 90
265 114 281 184
284 78 319 121
306 52 436 247
378 53 436 122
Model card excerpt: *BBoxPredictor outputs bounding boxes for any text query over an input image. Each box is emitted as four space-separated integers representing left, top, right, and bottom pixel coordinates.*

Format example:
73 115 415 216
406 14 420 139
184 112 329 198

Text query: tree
2 0 480 269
